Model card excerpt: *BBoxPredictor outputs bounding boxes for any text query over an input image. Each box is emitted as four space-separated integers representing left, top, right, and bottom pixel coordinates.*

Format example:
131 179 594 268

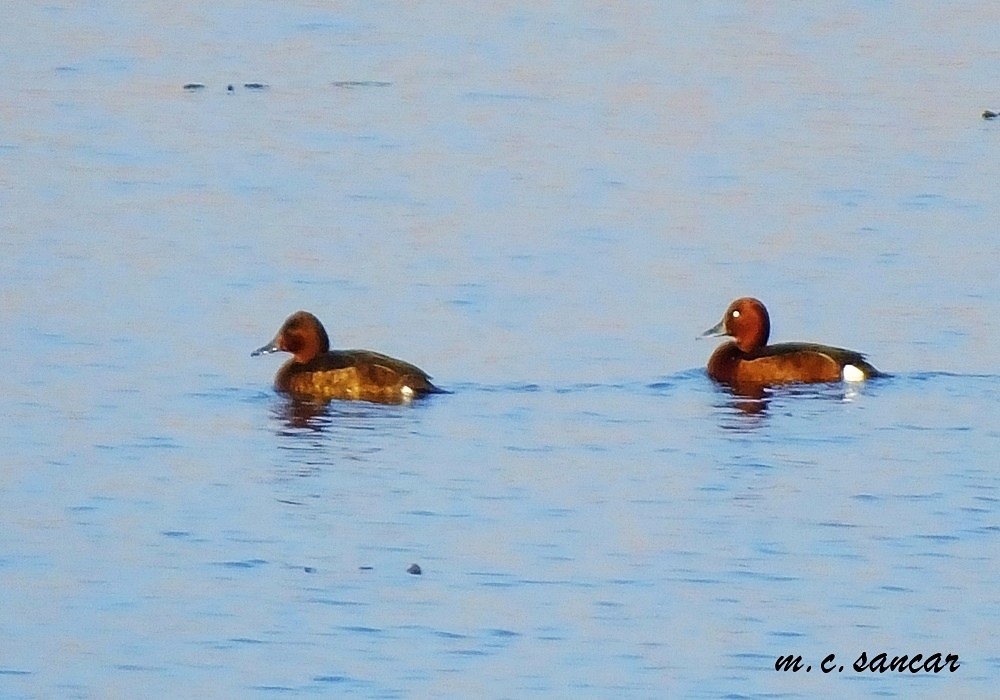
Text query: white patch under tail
842 364 865 382
400 385 415 399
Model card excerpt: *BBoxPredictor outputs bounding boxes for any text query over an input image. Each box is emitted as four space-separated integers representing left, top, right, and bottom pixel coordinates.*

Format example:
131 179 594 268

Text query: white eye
731 310 740 318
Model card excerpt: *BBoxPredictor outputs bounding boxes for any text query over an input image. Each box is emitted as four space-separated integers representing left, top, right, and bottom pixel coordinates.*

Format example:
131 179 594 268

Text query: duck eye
731 310 740 318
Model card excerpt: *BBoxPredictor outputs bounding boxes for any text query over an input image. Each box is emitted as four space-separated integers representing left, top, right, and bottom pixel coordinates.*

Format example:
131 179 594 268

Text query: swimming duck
701 297 881 385
253 311 443 403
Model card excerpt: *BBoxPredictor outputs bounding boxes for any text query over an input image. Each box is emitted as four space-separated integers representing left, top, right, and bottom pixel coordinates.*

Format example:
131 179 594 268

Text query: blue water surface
2 2 999 698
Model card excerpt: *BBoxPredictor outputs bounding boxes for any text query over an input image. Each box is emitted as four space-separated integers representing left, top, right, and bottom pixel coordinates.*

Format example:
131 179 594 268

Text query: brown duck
253 311 444 403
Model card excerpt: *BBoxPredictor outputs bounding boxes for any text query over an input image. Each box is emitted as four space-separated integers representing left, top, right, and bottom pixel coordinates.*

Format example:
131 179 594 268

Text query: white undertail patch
401 385 414 398
842 364 865 382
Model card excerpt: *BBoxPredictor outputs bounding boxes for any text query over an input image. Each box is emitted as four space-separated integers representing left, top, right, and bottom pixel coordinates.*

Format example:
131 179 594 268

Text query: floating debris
244 82 269 90
182 83 206 90
407 563 422 576
359 565 373 571
983 110 999 120
332 80 392 89
227 84 234 93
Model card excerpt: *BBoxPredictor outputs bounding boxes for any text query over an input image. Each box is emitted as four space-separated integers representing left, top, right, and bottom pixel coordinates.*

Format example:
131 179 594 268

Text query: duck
701 297 881 386
252 311 443 403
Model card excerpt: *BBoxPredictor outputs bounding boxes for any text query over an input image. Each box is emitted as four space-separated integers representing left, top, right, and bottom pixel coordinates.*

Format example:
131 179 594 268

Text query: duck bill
699 318 727 339
251 337 280 357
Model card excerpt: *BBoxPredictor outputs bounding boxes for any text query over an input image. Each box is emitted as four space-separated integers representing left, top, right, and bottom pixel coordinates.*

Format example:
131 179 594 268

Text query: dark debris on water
182 82 269 92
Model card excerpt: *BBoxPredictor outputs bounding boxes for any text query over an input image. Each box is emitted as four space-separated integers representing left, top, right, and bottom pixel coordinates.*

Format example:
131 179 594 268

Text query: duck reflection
717 382 772 416
265 394 425 476
270 394 421 431
711 379 868 423
271 396 337 432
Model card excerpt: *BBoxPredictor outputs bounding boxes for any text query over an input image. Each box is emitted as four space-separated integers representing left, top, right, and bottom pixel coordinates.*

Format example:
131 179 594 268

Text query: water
2 2 999 698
